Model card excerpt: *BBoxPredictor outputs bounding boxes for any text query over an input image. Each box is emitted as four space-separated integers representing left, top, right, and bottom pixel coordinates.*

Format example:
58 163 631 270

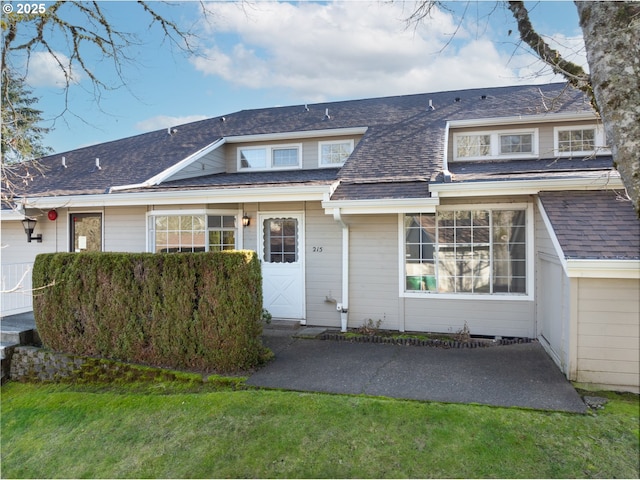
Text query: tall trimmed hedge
32 251 270 372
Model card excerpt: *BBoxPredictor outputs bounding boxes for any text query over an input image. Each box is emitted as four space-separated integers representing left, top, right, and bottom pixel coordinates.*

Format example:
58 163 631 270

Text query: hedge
32 251 270 372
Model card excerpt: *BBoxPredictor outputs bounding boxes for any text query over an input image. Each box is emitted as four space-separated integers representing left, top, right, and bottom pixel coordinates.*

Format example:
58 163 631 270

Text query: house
2 82 638 392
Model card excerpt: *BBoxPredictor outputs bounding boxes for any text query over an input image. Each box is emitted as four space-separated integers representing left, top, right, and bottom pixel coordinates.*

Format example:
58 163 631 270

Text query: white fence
1 263 34 316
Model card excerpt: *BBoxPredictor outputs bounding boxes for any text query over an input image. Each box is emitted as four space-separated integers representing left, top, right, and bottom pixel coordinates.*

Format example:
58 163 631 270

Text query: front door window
263 218 298 263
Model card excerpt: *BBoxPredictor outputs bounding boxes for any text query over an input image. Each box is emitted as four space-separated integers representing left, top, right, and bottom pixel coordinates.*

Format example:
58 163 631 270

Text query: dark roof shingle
8 82 594 200
539 190 640 260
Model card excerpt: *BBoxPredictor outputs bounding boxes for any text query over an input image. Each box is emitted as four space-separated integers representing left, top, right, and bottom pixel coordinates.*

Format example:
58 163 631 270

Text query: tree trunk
576 1 640 215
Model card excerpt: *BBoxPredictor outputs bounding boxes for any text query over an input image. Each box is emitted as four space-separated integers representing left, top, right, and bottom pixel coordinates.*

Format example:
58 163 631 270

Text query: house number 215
312 247 323 253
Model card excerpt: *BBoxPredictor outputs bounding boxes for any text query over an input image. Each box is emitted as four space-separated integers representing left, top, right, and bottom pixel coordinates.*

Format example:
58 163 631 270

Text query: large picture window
149 213 237 253
404 208 527 295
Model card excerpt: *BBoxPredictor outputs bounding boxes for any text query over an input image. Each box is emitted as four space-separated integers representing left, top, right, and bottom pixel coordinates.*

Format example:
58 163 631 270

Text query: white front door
259 213 305 320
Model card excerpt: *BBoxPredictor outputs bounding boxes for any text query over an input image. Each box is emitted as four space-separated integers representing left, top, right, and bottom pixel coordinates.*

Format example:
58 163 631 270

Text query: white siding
535 202 572 371
166 147 226 181
104 206 147 252
575 278 640 392
1 213 59 315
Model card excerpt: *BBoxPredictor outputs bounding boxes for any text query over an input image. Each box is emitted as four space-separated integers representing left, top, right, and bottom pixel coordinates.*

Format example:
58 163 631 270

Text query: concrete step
1 313 39 383
265 319 301 330
1 342 17 361
0 329 35 345
1 343 18 384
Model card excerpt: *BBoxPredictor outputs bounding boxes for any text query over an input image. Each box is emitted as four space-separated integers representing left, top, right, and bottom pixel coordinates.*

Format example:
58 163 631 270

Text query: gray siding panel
576 278 640 392
403 298 535 337
104 206 147 252
304 202 343 327
348 214 400 330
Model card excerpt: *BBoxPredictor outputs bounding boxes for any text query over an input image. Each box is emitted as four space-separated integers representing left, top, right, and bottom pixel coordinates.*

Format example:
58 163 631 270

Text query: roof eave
430 174 622 198
566 259 640 279
448 111 599 129
322 197 439 215
18 184 331 209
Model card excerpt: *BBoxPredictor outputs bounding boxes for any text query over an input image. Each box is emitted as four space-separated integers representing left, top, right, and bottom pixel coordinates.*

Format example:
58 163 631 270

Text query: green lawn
1 381 638 479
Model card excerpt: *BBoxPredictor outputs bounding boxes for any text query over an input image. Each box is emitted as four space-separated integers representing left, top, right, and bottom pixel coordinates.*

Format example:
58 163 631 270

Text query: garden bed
319 330 533 349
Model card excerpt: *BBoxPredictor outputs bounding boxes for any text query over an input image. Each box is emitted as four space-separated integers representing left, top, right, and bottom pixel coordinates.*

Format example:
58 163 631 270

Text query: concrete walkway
248 327 588 413
2 313 587 412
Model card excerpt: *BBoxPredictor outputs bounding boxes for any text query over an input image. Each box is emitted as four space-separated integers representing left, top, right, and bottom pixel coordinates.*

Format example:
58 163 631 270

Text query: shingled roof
6 82 594 200
440 156 615 184
539 190 640 260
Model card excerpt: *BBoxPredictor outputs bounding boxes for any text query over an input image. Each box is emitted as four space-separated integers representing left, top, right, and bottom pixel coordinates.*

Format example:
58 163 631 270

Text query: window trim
553 124 607 157
318 139 354 167
237 143 302 171
146 208 243 253
398 203 534 301
453 129 538 161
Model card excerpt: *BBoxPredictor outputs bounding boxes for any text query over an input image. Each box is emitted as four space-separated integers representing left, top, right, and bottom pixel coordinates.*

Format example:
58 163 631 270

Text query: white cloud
135 115 209 132
192 1 521 100
190 1 587 102
25 51 81 88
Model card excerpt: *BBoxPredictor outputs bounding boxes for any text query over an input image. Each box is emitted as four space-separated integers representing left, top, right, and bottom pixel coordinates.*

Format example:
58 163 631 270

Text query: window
238 144 301 170
272 147 299 167
453 130 537 160
554 126 605 156
319 140 354 166
70 213 102 252
208 215 236 251
499 134 533 154
152 214 206 253
240 148 267 169
404 208 527 295
149 213 238 253
456 135 491 158
263 218 298 263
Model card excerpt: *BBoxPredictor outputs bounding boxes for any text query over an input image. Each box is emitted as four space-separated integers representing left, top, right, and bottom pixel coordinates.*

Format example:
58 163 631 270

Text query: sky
5 0 586 155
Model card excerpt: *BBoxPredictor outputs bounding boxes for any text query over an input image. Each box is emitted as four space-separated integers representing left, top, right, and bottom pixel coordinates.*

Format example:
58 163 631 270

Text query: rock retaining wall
9 346 85 382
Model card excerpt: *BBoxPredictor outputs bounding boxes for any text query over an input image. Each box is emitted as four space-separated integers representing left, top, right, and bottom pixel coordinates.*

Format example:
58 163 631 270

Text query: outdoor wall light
22 217 42 243
242 215 251 227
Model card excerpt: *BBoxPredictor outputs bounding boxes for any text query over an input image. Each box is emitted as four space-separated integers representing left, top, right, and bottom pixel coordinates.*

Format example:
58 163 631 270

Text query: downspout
333 208 349 332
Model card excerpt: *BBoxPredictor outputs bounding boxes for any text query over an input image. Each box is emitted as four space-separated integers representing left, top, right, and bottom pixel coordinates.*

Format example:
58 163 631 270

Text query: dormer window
554 125 606 156
453 130 538 161
318 140 354 167
499 133 533 154
238 144 301 170
456 134 491 158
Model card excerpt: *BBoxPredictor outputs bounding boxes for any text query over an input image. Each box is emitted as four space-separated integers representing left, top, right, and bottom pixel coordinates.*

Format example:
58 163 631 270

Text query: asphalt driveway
248 328 587 413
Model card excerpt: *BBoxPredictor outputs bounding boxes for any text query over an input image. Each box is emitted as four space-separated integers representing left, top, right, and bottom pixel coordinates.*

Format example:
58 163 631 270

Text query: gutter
430 174 623 198
18 184 331 209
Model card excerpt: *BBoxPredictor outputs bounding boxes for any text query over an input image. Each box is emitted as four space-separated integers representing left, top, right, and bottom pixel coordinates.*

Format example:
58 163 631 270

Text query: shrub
32 251 270 372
